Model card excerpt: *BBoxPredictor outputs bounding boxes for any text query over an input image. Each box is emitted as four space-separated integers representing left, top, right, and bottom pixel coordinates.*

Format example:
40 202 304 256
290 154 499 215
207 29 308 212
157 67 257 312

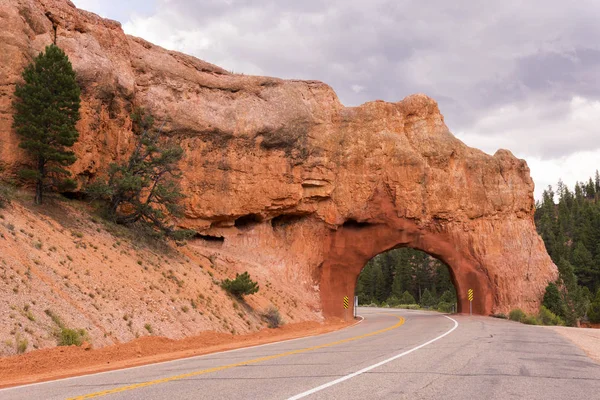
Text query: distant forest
356 248 456 310
535 172 600 324
356 171 600 323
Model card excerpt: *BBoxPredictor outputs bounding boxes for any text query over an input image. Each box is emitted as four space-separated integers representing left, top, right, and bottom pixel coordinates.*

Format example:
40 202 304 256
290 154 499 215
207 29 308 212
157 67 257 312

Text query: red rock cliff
0 0 557 317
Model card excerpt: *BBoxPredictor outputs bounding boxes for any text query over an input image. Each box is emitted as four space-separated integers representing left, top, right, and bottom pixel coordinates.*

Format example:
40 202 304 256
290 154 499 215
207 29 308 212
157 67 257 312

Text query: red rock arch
319 219 493 319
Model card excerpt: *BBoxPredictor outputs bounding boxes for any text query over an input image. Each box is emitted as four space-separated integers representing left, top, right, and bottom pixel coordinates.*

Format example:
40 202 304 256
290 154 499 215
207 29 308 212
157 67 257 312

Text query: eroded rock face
0 0 557 318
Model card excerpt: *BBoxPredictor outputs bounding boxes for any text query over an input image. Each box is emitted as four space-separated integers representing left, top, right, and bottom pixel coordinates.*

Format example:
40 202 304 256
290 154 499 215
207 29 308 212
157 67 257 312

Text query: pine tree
586 178 596 200
572 242 596 290
221 271 259 299
588 289 600 323
542 282 567 318
12 44 81 204
88 108 193 238
373 262 386 303
399 290 416 305
438 289 457 305
419 289 436 308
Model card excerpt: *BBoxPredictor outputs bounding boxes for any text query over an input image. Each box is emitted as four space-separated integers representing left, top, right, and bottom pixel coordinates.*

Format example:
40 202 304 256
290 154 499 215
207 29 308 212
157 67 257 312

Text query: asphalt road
2 307 599 400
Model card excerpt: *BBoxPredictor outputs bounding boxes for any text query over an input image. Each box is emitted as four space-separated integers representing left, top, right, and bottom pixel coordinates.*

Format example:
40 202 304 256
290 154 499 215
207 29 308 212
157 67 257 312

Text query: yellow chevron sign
343 296 349 309
468 289 474 302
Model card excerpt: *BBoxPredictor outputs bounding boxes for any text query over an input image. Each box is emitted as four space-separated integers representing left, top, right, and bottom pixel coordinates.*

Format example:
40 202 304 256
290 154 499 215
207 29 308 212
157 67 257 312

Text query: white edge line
287 315 459 400
0 316 365 393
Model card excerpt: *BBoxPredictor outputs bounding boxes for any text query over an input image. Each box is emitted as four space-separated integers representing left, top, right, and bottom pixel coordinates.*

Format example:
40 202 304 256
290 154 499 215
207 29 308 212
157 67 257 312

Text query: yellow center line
69 314 405 400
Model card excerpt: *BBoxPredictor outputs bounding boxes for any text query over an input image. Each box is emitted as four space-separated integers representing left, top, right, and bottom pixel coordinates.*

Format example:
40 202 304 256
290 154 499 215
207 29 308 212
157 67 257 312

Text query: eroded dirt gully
0 319 351 388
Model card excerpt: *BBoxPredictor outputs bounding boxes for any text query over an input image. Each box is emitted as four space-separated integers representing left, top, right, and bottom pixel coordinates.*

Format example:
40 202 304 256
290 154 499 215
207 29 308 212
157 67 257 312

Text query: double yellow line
69 315 405 399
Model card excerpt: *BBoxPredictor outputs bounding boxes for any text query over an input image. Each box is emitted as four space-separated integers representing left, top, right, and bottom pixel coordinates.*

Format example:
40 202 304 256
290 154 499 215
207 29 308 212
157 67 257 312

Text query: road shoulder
0 319 356 389
550 325 600 363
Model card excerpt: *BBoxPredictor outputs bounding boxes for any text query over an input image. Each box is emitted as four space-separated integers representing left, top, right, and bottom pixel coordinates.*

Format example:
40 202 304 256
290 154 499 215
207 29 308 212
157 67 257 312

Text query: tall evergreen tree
12 44 81 204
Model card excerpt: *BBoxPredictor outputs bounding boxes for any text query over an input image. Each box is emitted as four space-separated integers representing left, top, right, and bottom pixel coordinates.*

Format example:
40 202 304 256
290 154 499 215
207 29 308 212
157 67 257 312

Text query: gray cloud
72 0 156 24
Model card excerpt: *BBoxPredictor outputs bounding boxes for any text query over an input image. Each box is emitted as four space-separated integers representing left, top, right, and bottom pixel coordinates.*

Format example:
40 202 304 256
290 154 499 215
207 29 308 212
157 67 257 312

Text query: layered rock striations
1 0 557 318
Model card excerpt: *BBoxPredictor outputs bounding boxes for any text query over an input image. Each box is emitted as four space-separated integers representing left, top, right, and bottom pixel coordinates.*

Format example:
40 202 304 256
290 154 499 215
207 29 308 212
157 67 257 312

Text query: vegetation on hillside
12 44 81 205
356 248 456 311
221 271 260 299
87 108 194 239
536 172 600 325
0 176 13 209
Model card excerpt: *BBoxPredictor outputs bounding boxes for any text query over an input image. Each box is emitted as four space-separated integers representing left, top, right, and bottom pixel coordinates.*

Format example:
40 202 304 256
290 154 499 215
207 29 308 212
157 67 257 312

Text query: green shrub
491 313 508 319
398 291 416 305
58 328 87 346
439 290 457 304
538 306 564 326
522 315 540 325
0 181 15 209
45 309 64 327
46 309 88 346
386 296 400 307
396 304 421 310
221 271 259 299
509 308 526 322
588 289 600 323
16 335 28 354
144 323 153 334
262 306 283 328
542 282 567 319
419 289 436 308
437 301 453 313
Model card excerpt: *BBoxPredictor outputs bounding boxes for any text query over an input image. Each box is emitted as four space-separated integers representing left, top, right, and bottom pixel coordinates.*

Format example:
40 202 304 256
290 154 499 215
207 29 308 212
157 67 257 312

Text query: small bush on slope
45 309 89 346
263 306 284 328
58 328 88 346
538 306 565 326
522 315 540 325
509 308 526 322
221 271 259 299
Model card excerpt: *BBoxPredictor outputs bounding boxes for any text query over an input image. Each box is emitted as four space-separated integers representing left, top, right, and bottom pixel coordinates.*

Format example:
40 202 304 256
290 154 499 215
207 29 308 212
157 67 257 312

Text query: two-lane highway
2 308 599 399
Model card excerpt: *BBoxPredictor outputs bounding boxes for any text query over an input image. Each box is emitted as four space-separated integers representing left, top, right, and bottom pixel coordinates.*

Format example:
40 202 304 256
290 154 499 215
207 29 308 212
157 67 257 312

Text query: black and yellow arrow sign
468 289 474 302
343 296 349 309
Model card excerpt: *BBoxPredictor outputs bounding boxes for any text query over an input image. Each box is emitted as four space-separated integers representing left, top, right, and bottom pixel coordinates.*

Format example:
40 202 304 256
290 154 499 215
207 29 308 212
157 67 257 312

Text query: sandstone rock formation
1 0 557 319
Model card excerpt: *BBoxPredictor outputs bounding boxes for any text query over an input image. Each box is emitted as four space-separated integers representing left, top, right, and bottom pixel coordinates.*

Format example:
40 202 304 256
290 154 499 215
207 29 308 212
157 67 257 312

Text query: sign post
343 296 349 321
354 296 358 318
468 289 473 315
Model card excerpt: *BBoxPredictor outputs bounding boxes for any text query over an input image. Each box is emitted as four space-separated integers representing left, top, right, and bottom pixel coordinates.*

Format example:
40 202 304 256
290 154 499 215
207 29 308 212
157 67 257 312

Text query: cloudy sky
72 0 600 199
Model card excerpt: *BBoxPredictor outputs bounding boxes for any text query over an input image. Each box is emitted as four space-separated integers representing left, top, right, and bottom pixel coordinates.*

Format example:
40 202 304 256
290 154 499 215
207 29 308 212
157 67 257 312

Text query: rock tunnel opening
355 248 458 313
318 220 493 320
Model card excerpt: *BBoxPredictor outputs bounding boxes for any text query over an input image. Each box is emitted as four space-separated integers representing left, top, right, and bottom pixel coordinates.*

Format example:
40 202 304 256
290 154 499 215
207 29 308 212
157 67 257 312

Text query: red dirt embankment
0 198 324 357
0 197 334 387
0 319 351 388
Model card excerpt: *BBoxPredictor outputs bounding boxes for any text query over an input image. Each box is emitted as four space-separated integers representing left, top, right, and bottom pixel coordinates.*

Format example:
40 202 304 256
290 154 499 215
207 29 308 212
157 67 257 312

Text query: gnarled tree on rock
88 109 193 239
